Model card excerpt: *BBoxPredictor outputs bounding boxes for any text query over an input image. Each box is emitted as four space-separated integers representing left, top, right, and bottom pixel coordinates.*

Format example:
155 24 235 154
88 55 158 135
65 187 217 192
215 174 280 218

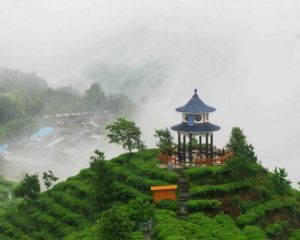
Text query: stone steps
175 168 190 219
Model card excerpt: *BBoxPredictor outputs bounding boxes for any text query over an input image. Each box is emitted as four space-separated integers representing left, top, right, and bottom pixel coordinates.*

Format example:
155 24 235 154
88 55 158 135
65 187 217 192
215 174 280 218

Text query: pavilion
159 89 232 167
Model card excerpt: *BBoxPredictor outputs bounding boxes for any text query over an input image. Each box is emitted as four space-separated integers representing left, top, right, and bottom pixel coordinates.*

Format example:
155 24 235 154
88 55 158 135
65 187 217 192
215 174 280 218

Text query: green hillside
0 176 19 215
0 148 300 240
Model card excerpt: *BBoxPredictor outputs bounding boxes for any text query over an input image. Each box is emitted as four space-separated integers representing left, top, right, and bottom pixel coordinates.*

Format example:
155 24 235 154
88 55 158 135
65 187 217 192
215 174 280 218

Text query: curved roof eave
175 106 216 113
171 122 221 133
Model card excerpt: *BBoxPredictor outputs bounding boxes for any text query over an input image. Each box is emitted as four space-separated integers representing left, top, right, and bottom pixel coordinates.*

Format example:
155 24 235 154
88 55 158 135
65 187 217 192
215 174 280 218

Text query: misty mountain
0 68 47 94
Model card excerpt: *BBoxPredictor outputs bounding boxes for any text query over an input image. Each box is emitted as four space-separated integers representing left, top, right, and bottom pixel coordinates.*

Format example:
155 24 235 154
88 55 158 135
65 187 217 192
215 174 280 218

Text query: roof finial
194 89 197 94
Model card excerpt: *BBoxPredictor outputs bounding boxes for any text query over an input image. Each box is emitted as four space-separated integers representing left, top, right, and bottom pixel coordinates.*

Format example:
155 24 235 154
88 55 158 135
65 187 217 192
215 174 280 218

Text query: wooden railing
158 154 177 165
158 150 233 167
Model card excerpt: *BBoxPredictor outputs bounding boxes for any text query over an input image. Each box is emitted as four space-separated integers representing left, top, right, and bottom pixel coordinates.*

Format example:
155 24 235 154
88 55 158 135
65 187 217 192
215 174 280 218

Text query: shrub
156 200 179 211
214 214 243 235
290 229 300 240
223 155 262 181
127 198 154 228
128 157 179 183
137 149 159 160
189 182 251 198
186 166 225 185
243 225 267 240
154 210 203 240
237 200 293 226
265 222 284 237
111 163 167 193
52 180 91 199
97 206 134 240
114 183 151 202
64 224 98 240
185 199 221 212
130 231 144 240
187 212 246 239
34 196 87 227
48 191 91 216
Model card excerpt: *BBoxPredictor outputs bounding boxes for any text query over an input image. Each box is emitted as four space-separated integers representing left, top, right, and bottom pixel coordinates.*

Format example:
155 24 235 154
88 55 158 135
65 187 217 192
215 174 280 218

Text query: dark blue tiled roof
171 122 220 133
175 89 216 113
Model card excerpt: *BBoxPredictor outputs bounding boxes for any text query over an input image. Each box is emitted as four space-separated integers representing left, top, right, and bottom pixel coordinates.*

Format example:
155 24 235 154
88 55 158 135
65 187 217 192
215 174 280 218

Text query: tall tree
90 150 115 210
226 127 247 153
154 128 173 155
43 170 58 190
224 127 260 180
14 174 40 199
106 118 145 153
226 127 257 162
97 206 134 240
272 167 291 194
84 82 107 111
127 198 154 228
0 96 24 125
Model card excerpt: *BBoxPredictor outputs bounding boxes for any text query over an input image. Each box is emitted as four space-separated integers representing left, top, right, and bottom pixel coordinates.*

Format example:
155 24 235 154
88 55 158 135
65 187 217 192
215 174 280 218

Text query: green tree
127 198 154 228
14 174 40 199
97 206 134 240
43 170 58 190
84 82 107 111
224 127 260 180
226 127 247 152
272 167 291 194
226 127 257 162
106 118 145 153
90 150 115 210
0 95 24 125
154 128 174 155
223 155 261 180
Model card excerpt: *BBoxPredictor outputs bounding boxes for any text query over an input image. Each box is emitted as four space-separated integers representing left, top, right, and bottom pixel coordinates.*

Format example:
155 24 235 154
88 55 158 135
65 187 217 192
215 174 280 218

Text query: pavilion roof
175 89 216 113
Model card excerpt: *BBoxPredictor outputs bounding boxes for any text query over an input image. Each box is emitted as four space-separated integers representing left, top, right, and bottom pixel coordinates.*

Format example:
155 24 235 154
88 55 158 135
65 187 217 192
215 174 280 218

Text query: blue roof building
171 89 220 162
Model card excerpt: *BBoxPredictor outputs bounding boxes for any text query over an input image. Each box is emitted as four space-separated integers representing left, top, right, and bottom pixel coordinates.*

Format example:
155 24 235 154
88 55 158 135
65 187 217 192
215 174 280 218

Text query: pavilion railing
158 149 233 167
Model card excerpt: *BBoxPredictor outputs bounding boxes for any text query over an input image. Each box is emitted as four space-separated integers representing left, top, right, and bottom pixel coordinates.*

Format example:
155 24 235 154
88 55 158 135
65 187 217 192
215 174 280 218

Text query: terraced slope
0 150 179 240
184 165 300 239
0 149 300 240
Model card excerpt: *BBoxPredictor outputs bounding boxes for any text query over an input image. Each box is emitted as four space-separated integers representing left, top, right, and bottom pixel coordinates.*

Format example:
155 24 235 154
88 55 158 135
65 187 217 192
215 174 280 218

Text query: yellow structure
150 185 177 202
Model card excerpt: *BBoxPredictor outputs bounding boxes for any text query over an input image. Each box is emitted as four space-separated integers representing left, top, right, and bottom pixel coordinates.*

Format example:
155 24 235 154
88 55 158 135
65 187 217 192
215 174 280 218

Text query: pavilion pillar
205 133 209 159
177 132 181 161
210 134 213 158
183 135 186 162
199 135 202 156
189 133 192 162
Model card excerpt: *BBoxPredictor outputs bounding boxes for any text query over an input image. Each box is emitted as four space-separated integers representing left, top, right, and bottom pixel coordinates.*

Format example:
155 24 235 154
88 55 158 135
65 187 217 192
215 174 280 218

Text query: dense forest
0 68 134 144
0 127 299 240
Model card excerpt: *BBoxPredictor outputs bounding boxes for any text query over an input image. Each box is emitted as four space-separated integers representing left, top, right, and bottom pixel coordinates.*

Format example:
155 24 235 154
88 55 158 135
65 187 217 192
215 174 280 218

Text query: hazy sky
1 0 300 185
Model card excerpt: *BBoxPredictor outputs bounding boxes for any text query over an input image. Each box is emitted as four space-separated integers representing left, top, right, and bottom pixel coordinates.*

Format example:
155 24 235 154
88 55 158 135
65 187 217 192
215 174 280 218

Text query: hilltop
0 146 300 240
